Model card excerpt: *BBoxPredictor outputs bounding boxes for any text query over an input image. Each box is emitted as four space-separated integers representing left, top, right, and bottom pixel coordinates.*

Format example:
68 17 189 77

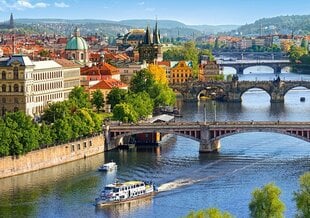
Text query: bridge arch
110 129 201 143
211 129 310 144
196 86 225 100
240 87 271 100
284 85 310 96
243 65 274 74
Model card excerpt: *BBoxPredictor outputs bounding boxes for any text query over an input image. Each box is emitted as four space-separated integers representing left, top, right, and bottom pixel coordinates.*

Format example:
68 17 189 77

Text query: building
138 21 163 63
170 61 193 84
88 78 128 112
199 61 223 82
54 58 81 99
0 55 65 116
80 58 121 90
0 13 14 29
65 27 89 65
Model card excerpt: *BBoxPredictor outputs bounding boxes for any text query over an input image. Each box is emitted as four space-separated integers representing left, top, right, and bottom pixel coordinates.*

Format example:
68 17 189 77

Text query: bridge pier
199 139 221 153
270 93 284 103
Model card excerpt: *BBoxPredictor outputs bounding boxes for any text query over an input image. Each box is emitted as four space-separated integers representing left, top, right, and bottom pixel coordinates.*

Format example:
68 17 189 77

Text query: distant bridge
170 79 310 102
103 121 310 153
213 51 287 60
217 59 290 74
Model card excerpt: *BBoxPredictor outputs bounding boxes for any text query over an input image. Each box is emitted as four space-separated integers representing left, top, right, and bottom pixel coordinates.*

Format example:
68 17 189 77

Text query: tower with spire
138 20 163 63
9 13 14 29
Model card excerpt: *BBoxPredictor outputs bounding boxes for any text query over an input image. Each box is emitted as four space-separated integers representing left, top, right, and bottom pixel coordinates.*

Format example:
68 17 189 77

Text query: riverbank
0 134 104 179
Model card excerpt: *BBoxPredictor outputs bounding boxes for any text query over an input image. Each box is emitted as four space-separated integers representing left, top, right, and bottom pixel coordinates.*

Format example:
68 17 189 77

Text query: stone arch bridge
170 80 310 102
103 121 310 153
217 59 290 74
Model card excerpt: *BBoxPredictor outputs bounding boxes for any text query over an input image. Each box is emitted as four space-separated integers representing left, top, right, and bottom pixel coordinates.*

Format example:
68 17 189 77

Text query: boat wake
157 178 200 192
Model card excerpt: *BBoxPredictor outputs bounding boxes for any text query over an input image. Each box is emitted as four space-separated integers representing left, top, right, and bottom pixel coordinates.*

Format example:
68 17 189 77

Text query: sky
0 0 310 25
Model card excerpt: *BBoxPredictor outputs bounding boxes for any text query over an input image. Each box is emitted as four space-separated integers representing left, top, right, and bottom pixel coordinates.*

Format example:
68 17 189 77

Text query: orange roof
89 79 128 90
81 62 119 76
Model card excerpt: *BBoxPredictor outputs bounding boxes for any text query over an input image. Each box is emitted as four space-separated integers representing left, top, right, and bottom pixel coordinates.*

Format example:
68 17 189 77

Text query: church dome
65 28 88 50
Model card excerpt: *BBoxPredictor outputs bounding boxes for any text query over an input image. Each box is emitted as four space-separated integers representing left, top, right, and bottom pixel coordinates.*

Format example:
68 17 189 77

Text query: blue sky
0 0 310 25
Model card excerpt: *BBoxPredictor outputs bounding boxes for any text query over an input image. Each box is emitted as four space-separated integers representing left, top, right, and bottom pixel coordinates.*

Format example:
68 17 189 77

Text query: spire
153 18 160 45
143 25 151 44
9 13 14 29
74 27 80 37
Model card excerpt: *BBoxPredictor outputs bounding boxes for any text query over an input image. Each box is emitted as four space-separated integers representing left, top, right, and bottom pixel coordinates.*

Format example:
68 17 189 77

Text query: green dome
65 36 88 50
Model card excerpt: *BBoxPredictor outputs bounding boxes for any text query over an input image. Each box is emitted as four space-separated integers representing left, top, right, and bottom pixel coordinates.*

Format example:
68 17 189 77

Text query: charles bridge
103 121 310 153
170 78 310 102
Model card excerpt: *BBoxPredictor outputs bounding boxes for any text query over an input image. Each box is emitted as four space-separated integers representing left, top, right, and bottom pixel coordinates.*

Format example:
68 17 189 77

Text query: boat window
104 187 113 191
114 188 120 192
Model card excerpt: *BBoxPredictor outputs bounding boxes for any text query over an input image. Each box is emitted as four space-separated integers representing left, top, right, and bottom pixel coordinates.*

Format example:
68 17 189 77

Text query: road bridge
103 121 310 153
170 79 310 102
217 59 290 74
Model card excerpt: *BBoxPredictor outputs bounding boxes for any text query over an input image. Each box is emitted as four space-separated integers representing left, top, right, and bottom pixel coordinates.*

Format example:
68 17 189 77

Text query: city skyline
0 0 309 25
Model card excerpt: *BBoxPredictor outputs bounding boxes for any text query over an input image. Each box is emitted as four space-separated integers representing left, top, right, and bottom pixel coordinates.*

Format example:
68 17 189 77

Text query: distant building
65 27 89 65
0 13 14 29
138 21 163 63
199 60 223 82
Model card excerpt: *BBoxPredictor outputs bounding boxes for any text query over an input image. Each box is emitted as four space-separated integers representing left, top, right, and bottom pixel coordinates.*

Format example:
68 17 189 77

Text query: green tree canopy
41 101 71 124
91 89 104 112
294 172 310 218
249 183 285 218
107 87 127 109
112 103 138 123
69 86 91 109
126 92 154 119
150 83 176 107
130 69 155 94
185 207 234 218
289 45 308 63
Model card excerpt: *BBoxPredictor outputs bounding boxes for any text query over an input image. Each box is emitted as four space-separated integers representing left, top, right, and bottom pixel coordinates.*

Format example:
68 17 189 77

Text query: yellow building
170 61 193 84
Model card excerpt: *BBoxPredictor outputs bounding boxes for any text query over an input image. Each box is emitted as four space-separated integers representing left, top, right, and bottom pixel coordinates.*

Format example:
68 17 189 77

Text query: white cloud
0 0 49 10
55 2 69 8
138 1 144 6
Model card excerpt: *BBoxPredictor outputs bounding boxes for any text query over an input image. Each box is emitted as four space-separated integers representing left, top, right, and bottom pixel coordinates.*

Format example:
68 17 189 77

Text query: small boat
98 161 117 172
300 97 306 102
95 180 156 207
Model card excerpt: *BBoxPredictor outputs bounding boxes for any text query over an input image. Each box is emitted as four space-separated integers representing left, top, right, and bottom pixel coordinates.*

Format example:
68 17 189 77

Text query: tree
249 183 285 218
185 208 234 218
107 88 127 109
130 69 155 94
91 89 104 112
301 38 309 54
183 41 199 77
294 172 310 218
126 92 154 119
69 86 91 109
112 103 138 123
0 118 11 156
41 101 71 124
289 45 307 63
52 118 73 143
150 83 176 107
38 122 54 147
148 64 168 85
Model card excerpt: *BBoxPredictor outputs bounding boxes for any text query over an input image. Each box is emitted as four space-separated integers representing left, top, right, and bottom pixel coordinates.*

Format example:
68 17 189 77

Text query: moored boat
95 180 156 207
98 161 117 172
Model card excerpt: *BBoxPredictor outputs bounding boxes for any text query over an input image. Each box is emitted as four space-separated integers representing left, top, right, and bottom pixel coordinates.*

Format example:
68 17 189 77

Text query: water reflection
95 196 153 218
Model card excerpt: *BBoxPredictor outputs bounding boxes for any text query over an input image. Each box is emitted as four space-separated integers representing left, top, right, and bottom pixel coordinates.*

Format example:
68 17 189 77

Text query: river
1 70 310 218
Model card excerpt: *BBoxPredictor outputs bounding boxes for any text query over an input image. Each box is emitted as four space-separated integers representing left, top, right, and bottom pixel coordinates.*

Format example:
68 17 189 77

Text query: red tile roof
89 79 128 90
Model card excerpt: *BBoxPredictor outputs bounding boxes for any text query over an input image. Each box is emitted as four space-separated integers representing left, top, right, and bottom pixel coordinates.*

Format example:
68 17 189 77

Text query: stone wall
0 134 104 179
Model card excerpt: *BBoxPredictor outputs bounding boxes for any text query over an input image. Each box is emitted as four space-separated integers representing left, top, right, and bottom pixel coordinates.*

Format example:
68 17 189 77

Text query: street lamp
204 104 206 125
213 101 217 122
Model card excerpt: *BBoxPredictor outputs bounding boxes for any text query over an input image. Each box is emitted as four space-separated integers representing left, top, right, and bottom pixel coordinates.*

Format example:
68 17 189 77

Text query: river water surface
1 71 310 218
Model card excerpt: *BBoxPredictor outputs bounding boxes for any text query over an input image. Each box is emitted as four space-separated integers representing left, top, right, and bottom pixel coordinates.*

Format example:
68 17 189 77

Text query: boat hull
96 192 155 207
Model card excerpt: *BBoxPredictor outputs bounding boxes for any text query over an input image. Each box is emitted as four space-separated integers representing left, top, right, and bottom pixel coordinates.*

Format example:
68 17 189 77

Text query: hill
235 15 310 36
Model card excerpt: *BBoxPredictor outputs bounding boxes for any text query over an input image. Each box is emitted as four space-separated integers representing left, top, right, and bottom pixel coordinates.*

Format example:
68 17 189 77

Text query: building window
14 98 19 104
81 53 84 60
1 71 6 80
2 84 6 92
13 67 19 80
14 84 19 92
71 144 75 152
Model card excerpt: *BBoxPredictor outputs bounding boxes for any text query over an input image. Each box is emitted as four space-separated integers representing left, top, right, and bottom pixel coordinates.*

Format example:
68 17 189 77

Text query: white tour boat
98 161 117 172
95 180 156 207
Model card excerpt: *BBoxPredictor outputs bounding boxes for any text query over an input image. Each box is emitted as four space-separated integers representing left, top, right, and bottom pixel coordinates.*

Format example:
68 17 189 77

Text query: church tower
9 13 14 29
138 20 163 63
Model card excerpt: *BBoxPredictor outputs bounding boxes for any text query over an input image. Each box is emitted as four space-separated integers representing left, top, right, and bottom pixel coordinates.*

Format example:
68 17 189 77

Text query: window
1 71 6 80
14 98 18 104
84 142 87 148
71 144 75 152
81 53 84 60
2 84 6 92
13 67 18 79
14 84 19 92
